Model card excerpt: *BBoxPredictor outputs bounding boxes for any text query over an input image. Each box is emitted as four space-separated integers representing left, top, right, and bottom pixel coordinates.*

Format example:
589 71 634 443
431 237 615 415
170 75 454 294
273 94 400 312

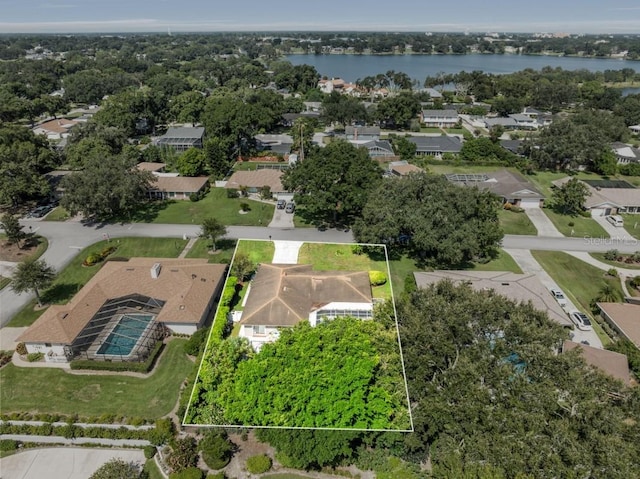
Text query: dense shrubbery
0 350 13 367
368 270 387 286
15 342 27 355
0 422 151 440
184 327 210 357
169 468 204 479
70 341 163 372
0 439 18 451
26 352 43 362
200 430 233 470
246 454 272 474
148 418 175 446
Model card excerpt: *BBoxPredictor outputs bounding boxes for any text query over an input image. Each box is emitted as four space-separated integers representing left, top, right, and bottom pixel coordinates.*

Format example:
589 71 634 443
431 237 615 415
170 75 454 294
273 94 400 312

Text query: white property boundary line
183 239 415 433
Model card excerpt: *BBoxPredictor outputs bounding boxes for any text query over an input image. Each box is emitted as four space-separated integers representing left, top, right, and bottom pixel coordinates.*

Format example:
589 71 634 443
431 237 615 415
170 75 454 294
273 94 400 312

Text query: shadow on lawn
42 282 82 305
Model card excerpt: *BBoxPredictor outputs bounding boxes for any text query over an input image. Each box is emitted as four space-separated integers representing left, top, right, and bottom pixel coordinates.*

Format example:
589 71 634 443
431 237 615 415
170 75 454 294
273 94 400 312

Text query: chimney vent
150 262 162 279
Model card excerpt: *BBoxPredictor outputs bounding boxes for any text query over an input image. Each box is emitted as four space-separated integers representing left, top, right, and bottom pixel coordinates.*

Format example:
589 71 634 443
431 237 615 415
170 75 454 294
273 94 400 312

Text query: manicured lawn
144 459 165 479
6 237 188 327
531 251 622 346
297 243 392 299
185 238 237 264
542 208 609 238
387 255 418 297
589 253 640 270
419 127 443 133
470 249 523 274
146 188 275 226
621 214 640 240
0 339 192 419
45 206 70 221
0 276 10 290
235 239 275 264
498 209 537 235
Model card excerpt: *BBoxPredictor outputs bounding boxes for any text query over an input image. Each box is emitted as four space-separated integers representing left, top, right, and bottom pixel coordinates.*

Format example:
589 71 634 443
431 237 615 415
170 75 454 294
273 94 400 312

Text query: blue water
286 53 640 83
97 314 154 356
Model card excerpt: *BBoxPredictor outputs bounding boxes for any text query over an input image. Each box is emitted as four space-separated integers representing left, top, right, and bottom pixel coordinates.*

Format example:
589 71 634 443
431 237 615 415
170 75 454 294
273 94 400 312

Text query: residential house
552 177 640 215
318 78 346 94
446 169 545 208
32 118 79 140
358 140 395 159
611 142 640 165
597 302 640 350
562 340 631 385
154 126 205 153
413 270 573 327
148 176 209 200
345 126 381 141
408 135 462 156
388 160 424 176
255 134 293 156
421 110 459 128
629 124 640 134
500 139 524 155
18 258 227 362
238 263 373 350
484 114 538 130
136 162 166 173
224 169 286 195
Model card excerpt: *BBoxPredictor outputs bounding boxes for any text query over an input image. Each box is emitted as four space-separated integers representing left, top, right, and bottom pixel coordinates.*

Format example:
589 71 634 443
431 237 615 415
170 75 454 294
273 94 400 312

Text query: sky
1 0 640 34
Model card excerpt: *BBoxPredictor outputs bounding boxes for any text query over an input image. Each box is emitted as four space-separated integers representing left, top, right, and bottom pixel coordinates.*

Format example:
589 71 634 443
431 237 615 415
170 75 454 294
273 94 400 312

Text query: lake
286 54 640 83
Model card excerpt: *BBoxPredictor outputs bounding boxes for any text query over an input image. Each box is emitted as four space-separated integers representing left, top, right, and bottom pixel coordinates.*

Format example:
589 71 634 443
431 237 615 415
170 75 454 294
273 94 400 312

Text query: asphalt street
1 218 638 325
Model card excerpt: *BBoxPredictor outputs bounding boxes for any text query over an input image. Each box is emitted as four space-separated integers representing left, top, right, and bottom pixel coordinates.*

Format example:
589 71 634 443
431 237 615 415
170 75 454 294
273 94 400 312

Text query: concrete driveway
592 215 637 241
272 240 304 264
268 207 295 228
0 447 144 479
505 249 603 348
524 207 563 237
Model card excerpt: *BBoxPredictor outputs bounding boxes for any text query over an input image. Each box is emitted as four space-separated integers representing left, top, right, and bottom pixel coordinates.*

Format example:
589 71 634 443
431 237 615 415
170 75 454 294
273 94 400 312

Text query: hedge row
0 412 151 425
209 276 238 345
70 341 164 373
0 422 152 440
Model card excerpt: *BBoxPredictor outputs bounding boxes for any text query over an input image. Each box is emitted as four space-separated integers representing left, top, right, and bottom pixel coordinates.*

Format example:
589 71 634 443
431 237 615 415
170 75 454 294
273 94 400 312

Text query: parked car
606 215 624 227
569 311 592 331
277 199 286 209
28 205 54 218
285 202 295 214
550 288 568 306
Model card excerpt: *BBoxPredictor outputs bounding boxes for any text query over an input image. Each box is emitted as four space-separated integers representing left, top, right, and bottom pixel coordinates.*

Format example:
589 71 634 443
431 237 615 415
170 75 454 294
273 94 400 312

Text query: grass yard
525 170 640 197
470 249 523 274
531 251 622 346
185 238 237 263
499 209 537 235
621 214 640 239
542 208 609 238
6 237 188 327
589 253 640 270
141 188 274 226
143 460 165 479
0 339 192 419
235 239 276 264
0 276 10 290
45 206 70 221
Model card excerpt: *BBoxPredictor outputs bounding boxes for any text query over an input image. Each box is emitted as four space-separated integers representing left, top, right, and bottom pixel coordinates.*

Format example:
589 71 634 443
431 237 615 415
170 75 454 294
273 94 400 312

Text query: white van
606 215 624 227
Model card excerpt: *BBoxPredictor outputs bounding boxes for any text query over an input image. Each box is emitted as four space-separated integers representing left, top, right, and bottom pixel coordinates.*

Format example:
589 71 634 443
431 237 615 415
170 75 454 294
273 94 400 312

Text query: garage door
519 198 540 208
590 208 607 217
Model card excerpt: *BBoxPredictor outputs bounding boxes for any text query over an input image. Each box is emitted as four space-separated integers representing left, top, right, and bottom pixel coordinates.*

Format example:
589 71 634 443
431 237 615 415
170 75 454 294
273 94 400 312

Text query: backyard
531 251 623 346
0 339 192 419
7 237 189 327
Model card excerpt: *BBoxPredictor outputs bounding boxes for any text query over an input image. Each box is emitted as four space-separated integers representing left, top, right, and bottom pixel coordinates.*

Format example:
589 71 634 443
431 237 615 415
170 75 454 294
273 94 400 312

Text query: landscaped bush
0 422 150 440
631 276 640 288
604 249 620 261
607 268 618 277
70 341 164 373
15 342 27 355
226 189 239 199
100 246 117 258
144 445 157 459
246 454 272 474
184 327 210 356
239 202 250 212
83 252 102 266
351 244 364 255
200 430 233 470
369 271 388 286
167 437 199 473
206 473 226 479
148 418 175 446
0 350 13 368
0 439 18 452
26 352 43 362
169 467 204 479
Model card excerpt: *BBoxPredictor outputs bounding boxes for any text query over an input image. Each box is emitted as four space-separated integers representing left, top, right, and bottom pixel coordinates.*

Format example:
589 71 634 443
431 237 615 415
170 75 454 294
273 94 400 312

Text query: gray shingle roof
408 136 462 153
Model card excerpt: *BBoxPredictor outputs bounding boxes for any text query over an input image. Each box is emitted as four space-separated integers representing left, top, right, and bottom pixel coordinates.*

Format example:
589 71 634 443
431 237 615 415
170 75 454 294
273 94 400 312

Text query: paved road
2 218 639 325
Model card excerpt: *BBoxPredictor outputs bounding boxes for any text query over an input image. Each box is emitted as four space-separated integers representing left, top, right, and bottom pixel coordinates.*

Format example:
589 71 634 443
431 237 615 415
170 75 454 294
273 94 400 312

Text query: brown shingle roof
136 162 166 172
413 270 573 327
598 302 640 348
240 264 372 327
150 176 209 193
225 170 285 193
18 258 227 345
563 340 630 385
390 163 424 176
34 118 78 134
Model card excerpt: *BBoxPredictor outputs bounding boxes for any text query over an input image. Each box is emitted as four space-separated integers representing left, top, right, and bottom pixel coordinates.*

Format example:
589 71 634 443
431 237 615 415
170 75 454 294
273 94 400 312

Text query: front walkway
504 248 603 348
524 207 564 237
177 236 198 258
271 240 304 264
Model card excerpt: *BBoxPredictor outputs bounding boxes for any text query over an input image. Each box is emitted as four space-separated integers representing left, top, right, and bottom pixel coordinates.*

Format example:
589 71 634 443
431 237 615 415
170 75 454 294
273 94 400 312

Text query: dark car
285 202 295 214
29 205 53 218
277 199 287 209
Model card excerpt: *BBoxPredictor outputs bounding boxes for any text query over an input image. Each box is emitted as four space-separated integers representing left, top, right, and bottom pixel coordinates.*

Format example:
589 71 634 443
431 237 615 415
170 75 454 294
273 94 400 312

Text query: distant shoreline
284 51 638 61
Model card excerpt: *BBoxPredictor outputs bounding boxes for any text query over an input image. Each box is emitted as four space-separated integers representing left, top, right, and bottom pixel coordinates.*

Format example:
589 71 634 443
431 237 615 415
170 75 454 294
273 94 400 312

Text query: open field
7 237 188 327
531 251 622 346
498 209 537 235
0 339 192 419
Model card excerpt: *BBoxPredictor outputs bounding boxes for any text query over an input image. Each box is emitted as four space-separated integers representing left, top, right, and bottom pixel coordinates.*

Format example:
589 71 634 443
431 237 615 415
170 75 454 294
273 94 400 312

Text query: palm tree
199 217 227 252
11 259 56 307
595 282 621 303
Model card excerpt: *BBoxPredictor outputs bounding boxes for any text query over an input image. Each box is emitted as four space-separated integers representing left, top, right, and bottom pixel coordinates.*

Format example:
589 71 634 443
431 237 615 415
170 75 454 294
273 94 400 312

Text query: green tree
375 91 421 129
89 458 142 479
592 149 618 176
166 437 199 473
60 155 154 221
176 148 207 177
282 140 382 227
199 429 233 470
391 135 417 160
0 213 27 247
231 254 255 282
170 91 205 126
551 177 590 215
460 136 512 163
199 217 227 251
595 282 622 303
204 136 232 179
11 259 56 307
353 173 503 267
321 91 367 127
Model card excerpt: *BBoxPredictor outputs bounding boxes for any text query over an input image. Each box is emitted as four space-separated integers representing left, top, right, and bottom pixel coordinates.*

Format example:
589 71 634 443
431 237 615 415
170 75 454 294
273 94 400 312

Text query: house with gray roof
359 140 395 159
345 126 381 141
421 110 459 128
551 177 640 215
408 135 462 156
446 169 545 207
611 142 640 165
154 127 205 152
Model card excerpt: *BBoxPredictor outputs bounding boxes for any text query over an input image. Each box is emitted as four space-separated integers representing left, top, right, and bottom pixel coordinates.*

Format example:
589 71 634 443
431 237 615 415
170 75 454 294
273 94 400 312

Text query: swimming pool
97 314 155 356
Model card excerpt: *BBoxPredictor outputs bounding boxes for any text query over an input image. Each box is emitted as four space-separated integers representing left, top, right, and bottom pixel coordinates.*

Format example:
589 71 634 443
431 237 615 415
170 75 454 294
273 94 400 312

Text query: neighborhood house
552 177 640 215
224 169 286 195
154 126 205 152
18 258 227 363
237 263 374 350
